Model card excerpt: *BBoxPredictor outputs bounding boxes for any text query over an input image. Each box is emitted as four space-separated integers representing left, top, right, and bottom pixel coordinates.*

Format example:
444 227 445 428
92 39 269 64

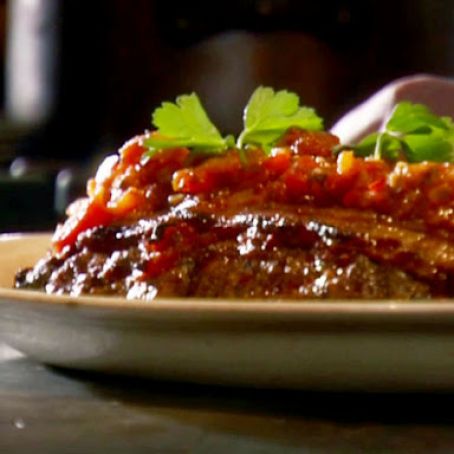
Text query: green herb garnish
237 86 323 151
351 102 454 163
143 87 322 156
142 90 454 164
143 93 233 156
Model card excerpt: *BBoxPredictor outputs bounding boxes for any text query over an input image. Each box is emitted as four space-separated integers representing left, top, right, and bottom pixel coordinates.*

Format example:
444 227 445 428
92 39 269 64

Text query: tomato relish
52 128 454 252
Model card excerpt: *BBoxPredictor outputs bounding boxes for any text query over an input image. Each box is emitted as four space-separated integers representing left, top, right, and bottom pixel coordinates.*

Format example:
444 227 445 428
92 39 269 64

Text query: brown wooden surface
1 343 454 453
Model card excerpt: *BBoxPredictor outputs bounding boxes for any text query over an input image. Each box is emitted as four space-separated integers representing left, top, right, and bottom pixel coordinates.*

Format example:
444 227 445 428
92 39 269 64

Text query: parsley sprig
143 93 233 155
237 86 323 151
351 102 454 163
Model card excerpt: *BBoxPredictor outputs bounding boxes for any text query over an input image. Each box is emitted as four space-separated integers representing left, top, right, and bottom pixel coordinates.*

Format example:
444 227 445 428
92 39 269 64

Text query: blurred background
0 0 452 231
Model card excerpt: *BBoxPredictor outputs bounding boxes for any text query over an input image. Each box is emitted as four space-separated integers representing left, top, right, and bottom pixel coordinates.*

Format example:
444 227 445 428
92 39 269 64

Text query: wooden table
2 343 454 453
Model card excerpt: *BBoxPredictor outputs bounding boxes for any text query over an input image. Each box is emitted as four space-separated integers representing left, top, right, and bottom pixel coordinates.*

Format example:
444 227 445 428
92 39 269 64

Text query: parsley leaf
143 93 231 155
351 102 454 163
386 102 448 134
237 86 323 151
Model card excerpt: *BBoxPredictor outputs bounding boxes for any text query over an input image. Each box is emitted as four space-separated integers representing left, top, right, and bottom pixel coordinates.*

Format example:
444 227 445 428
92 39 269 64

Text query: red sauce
52 128 454 252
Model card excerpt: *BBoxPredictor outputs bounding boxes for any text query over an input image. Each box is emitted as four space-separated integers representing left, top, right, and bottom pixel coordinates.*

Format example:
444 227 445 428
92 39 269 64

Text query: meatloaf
15 129 454 299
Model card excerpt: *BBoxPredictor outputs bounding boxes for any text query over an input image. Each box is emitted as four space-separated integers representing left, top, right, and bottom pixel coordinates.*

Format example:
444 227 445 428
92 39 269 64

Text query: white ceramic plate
2 234 454 391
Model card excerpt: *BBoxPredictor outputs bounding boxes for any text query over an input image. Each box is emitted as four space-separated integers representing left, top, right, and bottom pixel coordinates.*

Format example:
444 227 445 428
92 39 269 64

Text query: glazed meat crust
16 204 452 299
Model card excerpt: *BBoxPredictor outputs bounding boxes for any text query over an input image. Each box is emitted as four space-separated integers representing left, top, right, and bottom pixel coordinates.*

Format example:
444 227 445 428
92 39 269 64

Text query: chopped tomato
278 128 339 157
172 151 242 194
53 199 113 252
263 149 292 175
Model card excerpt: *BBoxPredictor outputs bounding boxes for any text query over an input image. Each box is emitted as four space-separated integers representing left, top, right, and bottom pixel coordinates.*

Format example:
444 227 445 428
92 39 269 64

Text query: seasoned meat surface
16 206 447 299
